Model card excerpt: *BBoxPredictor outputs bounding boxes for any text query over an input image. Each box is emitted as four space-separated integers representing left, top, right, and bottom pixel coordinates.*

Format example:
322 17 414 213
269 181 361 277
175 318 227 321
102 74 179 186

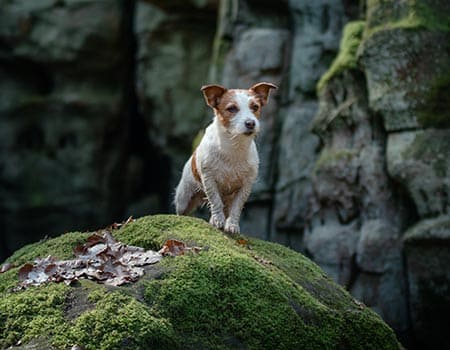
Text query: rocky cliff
0 0 449 348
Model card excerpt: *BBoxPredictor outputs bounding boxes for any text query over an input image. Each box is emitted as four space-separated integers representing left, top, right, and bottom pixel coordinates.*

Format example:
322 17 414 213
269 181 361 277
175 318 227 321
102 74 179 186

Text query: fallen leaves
11 224 201 290
158 239 202 257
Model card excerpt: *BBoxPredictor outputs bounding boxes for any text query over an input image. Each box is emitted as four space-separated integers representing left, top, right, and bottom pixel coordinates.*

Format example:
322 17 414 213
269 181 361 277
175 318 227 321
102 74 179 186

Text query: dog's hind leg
175 158 204 215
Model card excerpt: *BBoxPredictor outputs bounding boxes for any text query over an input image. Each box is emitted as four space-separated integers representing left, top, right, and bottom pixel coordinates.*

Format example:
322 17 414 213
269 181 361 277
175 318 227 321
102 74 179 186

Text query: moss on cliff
0 215 401 350
366 0 450 35
313 148 358 175
317 21 366 92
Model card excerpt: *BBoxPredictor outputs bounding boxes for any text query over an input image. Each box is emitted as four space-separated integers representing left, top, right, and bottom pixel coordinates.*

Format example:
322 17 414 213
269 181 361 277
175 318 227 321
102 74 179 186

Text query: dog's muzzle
244 119 256 135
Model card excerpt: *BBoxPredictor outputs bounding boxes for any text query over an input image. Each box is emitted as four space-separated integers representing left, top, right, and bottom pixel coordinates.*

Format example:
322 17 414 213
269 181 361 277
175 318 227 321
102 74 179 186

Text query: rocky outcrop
0 215 401 350
0 0 126 254
0 0 173 258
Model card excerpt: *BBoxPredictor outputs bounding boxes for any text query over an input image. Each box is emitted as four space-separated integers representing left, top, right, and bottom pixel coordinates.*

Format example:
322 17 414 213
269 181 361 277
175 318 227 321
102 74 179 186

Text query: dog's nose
245 120 255 130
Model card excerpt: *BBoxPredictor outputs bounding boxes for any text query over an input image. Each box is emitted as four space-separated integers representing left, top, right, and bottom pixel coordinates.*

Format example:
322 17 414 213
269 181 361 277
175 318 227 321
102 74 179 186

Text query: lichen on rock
0 215 401 350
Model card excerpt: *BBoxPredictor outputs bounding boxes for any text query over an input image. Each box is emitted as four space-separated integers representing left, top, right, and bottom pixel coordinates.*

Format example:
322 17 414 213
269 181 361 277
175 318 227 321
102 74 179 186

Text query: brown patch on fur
249 82 277 106
248 99 261 119
191 151 201 183
201 85 227 108
214 90 240 128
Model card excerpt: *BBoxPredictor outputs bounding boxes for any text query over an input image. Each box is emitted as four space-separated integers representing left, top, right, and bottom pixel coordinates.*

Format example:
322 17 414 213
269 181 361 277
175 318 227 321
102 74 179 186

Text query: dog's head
201 82 277 136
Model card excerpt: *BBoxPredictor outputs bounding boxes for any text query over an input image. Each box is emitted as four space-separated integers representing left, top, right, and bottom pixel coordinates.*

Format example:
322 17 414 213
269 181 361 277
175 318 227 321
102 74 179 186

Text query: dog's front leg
225 182 253 234
202 174 226 229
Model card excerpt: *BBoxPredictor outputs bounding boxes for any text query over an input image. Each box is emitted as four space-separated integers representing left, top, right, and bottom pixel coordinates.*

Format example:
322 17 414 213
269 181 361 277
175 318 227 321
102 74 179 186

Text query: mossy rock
0 215 401 350
316 21 366 93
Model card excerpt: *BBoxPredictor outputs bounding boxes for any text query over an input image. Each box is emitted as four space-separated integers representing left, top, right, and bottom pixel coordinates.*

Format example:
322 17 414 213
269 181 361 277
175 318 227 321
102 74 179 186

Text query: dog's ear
201 84 227 108
249 82 278 106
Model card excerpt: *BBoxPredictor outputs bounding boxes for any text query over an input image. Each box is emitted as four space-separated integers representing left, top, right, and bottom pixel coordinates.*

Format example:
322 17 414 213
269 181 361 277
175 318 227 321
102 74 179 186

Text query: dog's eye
250 104 259 112
226 105 239 113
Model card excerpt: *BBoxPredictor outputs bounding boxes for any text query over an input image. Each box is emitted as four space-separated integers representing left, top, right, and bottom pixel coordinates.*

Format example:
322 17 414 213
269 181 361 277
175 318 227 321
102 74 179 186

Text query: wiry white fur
174 83 276 234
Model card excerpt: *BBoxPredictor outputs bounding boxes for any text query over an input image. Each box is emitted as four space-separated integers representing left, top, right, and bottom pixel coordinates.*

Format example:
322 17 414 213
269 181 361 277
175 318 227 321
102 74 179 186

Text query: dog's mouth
243 130 256 136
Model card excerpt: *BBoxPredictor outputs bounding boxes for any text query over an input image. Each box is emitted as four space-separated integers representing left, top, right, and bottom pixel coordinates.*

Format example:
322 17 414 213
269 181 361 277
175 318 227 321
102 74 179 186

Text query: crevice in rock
101 0 171 223
345 253 359 290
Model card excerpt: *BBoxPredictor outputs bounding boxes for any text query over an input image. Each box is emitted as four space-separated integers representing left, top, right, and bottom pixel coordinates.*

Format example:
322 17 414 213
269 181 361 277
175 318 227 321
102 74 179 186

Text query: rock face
1 1 449 349
135 1 216 173
0 215 401 350
0 0 172 257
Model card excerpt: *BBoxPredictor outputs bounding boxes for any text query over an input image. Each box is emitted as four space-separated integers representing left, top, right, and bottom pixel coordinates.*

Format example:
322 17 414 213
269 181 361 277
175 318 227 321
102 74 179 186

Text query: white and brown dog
174 82 277 233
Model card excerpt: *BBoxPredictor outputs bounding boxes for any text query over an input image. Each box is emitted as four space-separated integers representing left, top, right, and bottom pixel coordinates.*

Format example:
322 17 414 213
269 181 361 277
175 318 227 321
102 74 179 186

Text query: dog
174 82 277 233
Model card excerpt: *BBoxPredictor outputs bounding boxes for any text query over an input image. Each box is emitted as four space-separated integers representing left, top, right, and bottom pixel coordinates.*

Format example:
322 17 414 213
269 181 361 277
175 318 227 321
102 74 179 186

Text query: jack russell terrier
174 82 277 234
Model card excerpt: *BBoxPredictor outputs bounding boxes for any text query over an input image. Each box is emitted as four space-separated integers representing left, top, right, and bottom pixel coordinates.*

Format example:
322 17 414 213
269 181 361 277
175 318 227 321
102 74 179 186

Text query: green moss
5 231 89 266
144 248 337 349
339 310 401 350
313 148 357 175
417 73 450 128
58 290 176 350
0 215 401 349
317 21 366 92
366 0 450 35
0 283 69 349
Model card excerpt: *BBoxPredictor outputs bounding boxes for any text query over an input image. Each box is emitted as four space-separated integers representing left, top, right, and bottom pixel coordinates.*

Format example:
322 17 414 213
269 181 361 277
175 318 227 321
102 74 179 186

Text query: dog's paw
209 213 225 229
225 220 240 234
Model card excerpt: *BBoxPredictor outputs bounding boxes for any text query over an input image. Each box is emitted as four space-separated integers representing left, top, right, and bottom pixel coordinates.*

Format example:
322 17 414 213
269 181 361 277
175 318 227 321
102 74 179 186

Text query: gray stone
230 28 289 76
275 102 320 190
135 1 216 175
403 215 450 349
0 0 127 256
387 129 450 217
304 216 359 286
287 0 348 96
1 0 122 67
350 266 409 334
356 220 400 274
271 102 320 236
240 204 271 241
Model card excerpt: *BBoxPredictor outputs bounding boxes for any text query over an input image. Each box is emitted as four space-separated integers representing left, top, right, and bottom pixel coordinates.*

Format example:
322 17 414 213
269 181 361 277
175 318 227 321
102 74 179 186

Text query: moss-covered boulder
0 215 401 350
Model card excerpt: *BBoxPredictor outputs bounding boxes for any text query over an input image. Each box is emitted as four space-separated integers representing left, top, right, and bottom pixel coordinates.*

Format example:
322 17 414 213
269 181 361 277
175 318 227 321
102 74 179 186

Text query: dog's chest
201 146 258 195
215 156 256 194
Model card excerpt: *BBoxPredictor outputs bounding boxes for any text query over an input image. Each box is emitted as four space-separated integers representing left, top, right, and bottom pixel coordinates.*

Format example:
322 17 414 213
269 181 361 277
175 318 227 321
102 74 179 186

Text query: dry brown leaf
158 239 186 256
236 239 249 245
158 239 202 257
